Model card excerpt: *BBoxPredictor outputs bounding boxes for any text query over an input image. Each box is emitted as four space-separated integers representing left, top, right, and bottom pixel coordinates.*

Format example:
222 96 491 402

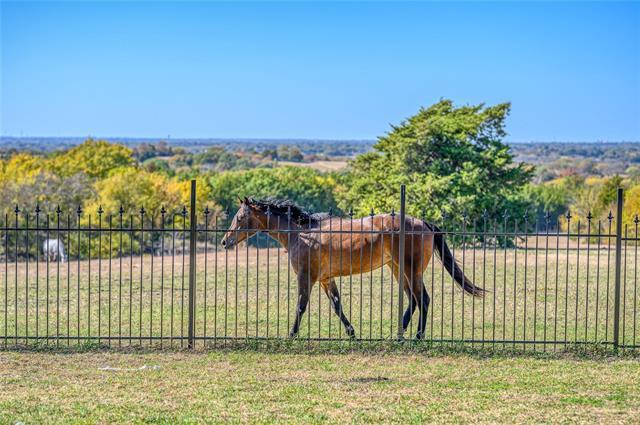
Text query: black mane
247 197 328 226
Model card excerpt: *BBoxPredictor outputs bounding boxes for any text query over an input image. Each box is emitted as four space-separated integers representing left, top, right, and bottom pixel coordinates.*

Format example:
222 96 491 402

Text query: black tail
427 223 485 297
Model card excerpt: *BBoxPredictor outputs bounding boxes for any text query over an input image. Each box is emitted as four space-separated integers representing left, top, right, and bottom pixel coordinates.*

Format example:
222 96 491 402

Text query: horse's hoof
346 326 356 339
415 331 425 340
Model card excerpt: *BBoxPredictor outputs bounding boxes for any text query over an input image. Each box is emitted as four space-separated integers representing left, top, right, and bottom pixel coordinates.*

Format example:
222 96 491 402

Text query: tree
341 99 534 221
623 184 640 229
49 139 133 179
595 175 624 213
0 153 94 214
523 182 572 223
193 147 253 171
84 167 181 217
209 166 340 215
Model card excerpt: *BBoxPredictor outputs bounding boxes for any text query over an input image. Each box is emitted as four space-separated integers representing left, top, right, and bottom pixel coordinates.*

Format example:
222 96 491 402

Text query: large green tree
341 99 533 221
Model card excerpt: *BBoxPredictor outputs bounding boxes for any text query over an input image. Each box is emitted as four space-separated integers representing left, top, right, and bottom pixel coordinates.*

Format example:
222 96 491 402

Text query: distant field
278 160 349 171
1 350 639 423
1 241 639 349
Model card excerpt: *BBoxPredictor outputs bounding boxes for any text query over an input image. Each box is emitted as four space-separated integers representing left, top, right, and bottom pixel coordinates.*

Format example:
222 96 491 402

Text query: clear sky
1 1 639 141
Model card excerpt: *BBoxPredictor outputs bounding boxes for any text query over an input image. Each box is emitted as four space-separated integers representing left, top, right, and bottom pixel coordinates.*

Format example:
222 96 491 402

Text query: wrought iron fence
1 183 638 351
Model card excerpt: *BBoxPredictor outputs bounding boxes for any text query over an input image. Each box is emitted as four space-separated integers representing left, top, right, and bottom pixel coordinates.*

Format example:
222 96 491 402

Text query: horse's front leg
289 273 311 338
321 278 355 338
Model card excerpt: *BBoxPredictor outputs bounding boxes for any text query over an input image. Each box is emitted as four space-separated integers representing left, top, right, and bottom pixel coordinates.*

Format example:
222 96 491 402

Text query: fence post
613 187 624 351
397 185 406 340
188 179 197 349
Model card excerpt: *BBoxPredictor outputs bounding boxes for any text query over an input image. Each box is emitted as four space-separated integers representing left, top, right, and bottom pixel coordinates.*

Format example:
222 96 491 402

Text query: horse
42 239 67 263
221 197 485 339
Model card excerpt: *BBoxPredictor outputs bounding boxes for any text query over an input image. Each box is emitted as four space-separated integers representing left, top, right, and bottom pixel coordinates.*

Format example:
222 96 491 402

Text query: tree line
2 99 639 235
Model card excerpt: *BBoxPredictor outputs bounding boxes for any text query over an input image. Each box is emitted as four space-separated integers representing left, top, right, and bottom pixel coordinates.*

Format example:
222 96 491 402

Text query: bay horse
221 198 484 339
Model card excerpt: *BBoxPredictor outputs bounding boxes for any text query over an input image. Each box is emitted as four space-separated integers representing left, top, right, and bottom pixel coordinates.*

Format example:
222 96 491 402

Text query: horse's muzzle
221 237 235 250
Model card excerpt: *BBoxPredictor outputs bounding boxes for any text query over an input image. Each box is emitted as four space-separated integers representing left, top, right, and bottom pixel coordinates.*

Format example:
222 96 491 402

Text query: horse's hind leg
390 260 416 336
400 282 430 340
321 279 355 338
393 260 429 340
413 276 430 339
402 294 418 332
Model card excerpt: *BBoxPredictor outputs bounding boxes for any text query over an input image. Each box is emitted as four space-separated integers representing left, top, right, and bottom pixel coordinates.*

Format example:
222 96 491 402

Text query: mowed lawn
1 350 639 423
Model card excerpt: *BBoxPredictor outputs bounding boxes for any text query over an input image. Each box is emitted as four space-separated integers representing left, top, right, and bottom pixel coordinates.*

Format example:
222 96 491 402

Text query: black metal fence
1 183 638 351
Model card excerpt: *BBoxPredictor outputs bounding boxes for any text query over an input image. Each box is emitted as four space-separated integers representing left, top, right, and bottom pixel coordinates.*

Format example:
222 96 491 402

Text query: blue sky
1 1 639 141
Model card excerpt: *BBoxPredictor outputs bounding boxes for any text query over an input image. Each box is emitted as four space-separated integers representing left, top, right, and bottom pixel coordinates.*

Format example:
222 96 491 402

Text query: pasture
2 238 639 350
1 349 640 423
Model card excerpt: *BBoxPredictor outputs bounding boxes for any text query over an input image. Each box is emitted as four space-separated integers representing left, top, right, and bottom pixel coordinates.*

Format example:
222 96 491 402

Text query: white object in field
42 239 67 262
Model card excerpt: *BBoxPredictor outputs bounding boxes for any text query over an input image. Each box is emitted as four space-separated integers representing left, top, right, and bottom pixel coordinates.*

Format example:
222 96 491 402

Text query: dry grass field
277 160 349 171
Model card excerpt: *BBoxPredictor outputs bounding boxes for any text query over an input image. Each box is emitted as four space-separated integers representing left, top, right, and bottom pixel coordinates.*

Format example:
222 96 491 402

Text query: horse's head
221 197 267 250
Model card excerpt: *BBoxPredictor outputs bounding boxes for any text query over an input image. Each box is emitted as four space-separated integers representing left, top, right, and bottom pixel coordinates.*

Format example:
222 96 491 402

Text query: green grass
1 349 639 423
1 241 639 349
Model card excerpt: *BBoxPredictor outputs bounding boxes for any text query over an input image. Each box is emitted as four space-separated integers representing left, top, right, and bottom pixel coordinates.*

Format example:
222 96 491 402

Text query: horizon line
2 135 640 145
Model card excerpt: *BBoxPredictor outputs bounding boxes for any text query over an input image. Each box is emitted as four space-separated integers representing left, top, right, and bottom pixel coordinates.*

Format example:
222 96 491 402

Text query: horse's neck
266 220 303 251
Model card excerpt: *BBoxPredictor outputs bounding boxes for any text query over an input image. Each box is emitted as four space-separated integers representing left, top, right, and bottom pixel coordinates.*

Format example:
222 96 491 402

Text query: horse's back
305 214 433 279
43 239 64 252
316 214 428 232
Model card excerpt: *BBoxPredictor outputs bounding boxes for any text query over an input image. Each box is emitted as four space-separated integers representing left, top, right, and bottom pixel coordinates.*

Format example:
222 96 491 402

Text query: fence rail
1 184 638 351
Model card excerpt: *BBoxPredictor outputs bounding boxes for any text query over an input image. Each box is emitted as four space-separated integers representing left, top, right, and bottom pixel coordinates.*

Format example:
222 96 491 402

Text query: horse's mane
247 197 328 226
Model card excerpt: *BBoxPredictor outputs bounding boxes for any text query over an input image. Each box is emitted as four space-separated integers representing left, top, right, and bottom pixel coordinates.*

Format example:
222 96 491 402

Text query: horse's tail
426 222 485 297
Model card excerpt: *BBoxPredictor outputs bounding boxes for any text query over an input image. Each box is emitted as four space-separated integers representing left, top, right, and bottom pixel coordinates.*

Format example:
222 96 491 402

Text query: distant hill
2 137 640 180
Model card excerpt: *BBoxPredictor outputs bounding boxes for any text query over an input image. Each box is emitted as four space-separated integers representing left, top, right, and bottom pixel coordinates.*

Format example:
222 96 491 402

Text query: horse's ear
244 197 250 205
237 196 244 205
